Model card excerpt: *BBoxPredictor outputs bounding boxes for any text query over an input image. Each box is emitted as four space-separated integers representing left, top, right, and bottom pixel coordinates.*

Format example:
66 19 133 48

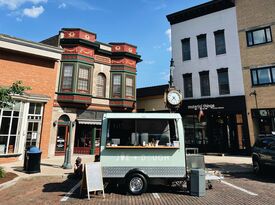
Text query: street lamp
169 58 175 88
249 90 258 109
62 121 75 169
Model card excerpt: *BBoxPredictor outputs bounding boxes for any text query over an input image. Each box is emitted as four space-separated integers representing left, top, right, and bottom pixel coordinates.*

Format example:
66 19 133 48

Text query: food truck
100 113 187 195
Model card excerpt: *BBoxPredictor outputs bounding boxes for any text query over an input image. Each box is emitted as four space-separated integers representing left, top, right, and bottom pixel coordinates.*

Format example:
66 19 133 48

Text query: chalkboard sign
80 162 105 200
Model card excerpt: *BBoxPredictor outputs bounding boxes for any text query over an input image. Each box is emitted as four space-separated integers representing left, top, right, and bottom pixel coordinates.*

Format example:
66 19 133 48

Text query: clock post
164 58 182 112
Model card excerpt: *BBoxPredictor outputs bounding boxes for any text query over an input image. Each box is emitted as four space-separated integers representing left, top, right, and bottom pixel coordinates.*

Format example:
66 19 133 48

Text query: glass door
55 125 69 153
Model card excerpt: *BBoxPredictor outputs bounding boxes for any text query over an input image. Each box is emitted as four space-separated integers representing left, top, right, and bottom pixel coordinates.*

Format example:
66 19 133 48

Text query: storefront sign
188 104 224 110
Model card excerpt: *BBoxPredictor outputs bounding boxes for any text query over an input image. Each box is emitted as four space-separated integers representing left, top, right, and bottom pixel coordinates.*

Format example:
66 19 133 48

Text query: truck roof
103 113 182 119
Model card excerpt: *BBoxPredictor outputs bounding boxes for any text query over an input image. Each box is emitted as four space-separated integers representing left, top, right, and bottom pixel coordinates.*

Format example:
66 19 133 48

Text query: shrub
0 167 5 178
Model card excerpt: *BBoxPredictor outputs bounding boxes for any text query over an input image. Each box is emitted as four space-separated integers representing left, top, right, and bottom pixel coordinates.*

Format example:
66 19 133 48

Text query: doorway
55 115 70 155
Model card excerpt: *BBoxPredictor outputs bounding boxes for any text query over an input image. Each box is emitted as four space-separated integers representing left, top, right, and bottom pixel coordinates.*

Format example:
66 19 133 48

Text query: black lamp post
169 58 175 88
62 121 74 169
249 90 258 109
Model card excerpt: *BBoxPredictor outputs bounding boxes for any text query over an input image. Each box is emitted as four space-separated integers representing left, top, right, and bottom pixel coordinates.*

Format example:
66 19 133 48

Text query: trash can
190 169 205 197
25 147 42 174
23 146 31 171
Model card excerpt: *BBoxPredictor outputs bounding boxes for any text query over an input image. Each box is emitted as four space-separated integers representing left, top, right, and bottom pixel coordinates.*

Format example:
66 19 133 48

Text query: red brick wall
0 49 59 160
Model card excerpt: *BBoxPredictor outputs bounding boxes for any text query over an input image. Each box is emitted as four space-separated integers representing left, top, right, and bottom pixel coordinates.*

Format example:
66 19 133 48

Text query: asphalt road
1 171 275 205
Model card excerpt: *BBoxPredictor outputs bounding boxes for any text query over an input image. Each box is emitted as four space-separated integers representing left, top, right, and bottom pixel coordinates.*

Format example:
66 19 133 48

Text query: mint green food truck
100 113 187 195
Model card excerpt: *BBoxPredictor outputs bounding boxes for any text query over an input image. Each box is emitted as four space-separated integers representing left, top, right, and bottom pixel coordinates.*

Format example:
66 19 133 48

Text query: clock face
167 90 182 106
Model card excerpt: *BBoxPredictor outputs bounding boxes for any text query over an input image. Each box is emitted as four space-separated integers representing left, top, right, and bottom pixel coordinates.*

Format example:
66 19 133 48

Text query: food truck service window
106 119 179 148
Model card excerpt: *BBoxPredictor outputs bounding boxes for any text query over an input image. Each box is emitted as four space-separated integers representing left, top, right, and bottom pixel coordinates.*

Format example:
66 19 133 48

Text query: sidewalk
0 154 94 190
204 155 253 174
0 154 253 190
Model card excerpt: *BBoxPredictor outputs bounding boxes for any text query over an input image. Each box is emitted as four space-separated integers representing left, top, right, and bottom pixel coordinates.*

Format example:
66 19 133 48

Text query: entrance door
55 125 69 155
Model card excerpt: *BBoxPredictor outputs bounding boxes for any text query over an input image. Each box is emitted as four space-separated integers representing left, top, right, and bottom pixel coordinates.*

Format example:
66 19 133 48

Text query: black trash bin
25 147 42 173
23 146 31 171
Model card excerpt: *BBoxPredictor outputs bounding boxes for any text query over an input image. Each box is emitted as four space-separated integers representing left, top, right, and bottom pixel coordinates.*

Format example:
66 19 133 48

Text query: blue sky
0 0 208 88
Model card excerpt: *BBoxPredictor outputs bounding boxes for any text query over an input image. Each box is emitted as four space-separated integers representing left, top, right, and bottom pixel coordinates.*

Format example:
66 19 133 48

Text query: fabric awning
77 119 101 125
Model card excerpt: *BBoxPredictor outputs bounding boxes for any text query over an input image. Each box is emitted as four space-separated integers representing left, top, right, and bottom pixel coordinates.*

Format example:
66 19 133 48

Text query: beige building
137 84 168 112
236 0 275 145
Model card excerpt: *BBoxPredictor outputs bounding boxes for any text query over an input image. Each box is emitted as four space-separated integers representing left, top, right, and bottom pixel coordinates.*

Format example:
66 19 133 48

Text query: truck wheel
126 173 147 195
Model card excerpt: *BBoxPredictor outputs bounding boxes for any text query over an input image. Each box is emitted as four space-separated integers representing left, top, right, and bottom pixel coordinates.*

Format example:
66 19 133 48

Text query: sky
0 0 208 88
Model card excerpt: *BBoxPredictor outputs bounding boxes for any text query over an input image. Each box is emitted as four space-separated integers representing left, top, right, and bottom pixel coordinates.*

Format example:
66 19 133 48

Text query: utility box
190 169 205 197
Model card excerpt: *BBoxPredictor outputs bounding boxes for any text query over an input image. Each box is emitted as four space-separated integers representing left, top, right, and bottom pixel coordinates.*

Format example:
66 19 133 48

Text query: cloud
23 5 44 18
160 71 170 81
154 3 167 10
165 28 172 52
58 2 66 9
143 60 155 65
0 0 47 10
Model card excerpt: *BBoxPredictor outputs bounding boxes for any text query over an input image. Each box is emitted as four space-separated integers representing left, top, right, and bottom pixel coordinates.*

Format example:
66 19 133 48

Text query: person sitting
74 157 83 178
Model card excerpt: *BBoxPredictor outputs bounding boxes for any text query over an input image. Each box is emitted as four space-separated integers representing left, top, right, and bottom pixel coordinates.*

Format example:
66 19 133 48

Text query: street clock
167 89 182 106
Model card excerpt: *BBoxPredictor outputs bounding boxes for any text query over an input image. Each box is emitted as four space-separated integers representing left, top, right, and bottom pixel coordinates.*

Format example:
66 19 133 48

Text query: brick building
42 28 141 157
0 34 62 163
235 0 275 145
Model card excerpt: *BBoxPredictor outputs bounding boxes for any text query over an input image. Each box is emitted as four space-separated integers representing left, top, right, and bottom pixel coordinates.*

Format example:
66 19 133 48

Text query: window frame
246 26 273 47
181 38 191 61
217 68 230 95
197 34 208 58
183 73 193 98
77 65 90 93
61 63 74 92
199 71 210 97
214 30 226 55
251 66 275 86
112 74 122 98
125 75 135 98
96 73 106 98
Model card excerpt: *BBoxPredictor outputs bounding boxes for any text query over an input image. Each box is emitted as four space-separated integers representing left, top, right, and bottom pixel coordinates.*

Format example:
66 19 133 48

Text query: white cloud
23 5 44 18
165 28 172 52
0 0 47 10
58 3 66 9
154 3 167 10
160 71 169 81
143 60 155 65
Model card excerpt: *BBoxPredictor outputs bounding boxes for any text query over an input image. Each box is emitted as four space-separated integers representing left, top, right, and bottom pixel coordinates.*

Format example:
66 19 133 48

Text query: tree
0 81 31 108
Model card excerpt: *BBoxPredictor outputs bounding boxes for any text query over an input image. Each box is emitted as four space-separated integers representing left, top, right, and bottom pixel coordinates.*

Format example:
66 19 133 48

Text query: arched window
96 73 106 97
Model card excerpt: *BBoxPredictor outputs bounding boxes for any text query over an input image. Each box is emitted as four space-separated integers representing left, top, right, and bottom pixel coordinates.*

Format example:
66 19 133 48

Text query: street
1 170 275 205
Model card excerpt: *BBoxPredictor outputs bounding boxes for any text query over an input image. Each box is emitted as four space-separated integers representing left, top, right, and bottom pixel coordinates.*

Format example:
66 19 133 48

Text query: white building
167 0 250 153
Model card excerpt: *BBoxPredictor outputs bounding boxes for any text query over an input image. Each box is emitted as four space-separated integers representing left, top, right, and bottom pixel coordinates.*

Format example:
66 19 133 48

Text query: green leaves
0 81 31 108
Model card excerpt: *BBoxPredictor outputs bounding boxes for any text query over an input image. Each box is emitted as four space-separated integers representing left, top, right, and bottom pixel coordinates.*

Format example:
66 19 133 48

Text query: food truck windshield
106 119 179 148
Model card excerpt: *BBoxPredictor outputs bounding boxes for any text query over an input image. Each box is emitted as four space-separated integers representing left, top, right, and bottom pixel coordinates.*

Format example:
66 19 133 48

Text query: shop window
77 66 90 92
96 73 106 97
126 76 134 97
197 34 208 58
0 102 22 154
217 68 230 95
26 103 43 147
247 27 272 46
112 74 121 97
181 38 191 61
214 30 226 55
199 71 210 96
183 73 193 98
107 119 178 147
62 64 73 91
251 66 275 86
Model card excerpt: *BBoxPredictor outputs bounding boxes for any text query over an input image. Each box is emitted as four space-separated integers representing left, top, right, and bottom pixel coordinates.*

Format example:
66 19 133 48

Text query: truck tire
126 173 147 195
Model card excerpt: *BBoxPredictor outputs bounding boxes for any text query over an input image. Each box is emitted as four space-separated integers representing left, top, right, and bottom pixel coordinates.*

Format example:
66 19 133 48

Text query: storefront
180 96 250 153
251 109 275 138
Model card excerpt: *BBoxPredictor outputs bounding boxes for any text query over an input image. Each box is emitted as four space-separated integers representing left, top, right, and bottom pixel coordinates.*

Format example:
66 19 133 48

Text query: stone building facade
236 0 275 145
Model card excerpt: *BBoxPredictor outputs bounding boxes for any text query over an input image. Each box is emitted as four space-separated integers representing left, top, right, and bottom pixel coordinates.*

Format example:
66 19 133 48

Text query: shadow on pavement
42 174 81 197
206 162 252 173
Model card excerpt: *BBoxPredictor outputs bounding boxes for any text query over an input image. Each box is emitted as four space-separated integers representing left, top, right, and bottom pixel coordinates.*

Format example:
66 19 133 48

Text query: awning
77 119 101 125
